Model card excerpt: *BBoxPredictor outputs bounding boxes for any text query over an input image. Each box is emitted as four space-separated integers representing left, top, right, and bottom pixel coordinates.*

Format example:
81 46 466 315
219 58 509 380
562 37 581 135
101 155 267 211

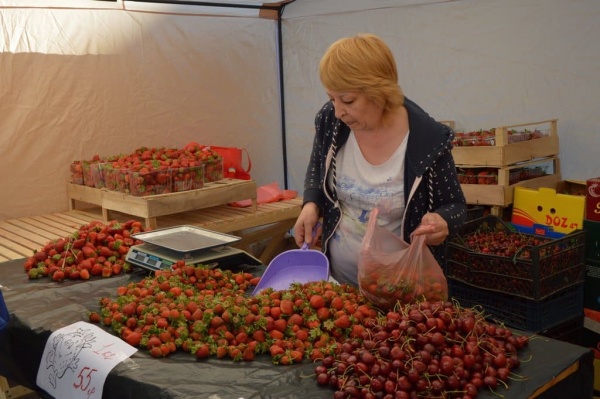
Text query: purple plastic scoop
252 223 329 295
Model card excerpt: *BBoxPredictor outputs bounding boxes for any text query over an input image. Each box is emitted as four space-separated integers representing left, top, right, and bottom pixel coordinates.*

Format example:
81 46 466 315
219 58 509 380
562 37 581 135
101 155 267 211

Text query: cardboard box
582 309 600 393
587 177 600 222
512 185 585 235
556 179 587 196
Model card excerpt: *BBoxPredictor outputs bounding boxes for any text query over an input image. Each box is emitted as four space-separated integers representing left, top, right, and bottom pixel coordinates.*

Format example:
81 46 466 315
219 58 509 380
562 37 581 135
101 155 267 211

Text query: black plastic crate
446 215 586 300
584 219 600 262
539 315 584 346
449 278 584 332
466 205 485 221
584 258 600 311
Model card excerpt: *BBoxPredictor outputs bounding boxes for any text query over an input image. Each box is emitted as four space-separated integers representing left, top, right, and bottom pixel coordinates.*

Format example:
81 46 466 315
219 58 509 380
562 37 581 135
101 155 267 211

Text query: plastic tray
252 249 329 295
132 225 240 253
466 206 485 221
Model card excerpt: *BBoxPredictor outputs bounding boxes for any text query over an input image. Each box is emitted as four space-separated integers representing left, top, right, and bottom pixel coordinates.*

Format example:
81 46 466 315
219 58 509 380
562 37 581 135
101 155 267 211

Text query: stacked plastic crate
446 215 586 344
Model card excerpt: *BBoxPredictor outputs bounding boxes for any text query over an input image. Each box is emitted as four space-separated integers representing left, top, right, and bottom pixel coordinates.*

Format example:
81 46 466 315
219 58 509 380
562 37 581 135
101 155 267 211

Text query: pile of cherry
313 300 529 399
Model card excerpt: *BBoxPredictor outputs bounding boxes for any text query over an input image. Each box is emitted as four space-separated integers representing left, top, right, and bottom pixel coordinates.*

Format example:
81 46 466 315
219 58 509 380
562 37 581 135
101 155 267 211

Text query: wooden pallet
0 198 302 265
67 178 257 229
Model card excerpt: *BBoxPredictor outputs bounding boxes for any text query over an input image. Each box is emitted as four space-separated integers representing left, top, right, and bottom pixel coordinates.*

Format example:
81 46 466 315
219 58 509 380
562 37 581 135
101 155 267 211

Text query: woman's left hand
413 212 449 246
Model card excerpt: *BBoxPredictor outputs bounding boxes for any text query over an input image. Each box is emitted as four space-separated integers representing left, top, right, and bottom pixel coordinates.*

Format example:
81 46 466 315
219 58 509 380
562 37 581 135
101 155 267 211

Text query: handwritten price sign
36 321 137 399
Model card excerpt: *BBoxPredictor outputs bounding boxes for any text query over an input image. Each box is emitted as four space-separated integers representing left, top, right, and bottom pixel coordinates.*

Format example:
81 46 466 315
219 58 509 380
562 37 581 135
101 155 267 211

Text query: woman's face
326 89 384 132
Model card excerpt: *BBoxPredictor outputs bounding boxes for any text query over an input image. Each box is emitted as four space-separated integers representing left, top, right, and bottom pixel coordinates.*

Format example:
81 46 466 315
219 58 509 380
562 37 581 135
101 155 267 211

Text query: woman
294 33 466 287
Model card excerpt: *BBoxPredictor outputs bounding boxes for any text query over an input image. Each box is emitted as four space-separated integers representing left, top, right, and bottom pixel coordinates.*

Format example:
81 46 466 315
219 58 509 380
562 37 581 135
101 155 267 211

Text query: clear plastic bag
358 208 448 310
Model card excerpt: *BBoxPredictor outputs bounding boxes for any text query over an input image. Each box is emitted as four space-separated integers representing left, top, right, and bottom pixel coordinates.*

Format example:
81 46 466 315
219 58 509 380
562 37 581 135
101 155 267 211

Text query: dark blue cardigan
302 97 467 269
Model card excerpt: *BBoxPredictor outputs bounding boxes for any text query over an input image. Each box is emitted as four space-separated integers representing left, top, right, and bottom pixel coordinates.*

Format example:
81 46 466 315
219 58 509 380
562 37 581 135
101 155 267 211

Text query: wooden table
0 259 594 399
0 197 302 265
67 178 258 229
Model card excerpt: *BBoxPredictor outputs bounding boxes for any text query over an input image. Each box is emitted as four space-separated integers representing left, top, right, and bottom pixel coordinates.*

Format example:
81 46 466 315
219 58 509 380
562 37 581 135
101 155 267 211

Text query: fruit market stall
0 258 594 399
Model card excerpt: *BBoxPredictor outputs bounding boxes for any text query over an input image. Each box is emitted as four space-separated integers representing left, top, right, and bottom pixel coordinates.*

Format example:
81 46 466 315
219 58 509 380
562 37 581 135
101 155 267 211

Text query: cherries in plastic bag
357 208 448 310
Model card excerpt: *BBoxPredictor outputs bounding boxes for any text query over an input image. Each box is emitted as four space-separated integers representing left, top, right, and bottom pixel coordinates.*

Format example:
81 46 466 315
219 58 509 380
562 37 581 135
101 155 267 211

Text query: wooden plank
99 179 257 219
102 192 152 218
0 238 32 258
67 183 103 206
0 228 41 256
503 136 559 166
59 211 99 225
0 245 24 260
197 207 250 220
0 254 8 262
0 221 58 245
145 181 257 217
19 217 77 237
36 214 87 230
159 211 223 226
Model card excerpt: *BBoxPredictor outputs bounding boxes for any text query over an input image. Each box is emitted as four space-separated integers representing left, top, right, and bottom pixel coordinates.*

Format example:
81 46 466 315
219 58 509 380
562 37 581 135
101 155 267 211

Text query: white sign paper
36 321 137 399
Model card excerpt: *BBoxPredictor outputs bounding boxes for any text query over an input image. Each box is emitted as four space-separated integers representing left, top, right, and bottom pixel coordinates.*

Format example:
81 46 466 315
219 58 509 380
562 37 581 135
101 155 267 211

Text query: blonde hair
319 33 404 115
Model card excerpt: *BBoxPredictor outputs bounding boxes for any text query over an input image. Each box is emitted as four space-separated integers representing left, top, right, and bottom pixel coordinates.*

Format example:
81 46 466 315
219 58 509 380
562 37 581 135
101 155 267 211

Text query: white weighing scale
126 225 261 272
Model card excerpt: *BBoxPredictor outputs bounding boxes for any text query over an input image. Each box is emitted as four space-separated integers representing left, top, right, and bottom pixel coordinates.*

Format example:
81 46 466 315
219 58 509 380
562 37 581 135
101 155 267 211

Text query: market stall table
0 259 594 399
0 197 303 265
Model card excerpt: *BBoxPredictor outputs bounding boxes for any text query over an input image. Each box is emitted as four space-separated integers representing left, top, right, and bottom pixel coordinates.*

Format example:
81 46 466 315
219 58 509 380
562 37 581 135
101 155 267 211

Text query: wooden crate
67 178 257 229
439 120 456 129
452 119 559 167
459 157 562 207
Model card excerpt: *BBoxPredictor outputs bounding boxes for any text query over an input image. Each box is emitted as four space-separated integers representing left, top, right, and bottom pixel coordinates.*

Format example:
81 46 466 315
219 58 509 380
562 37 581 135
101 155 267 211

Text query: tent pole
277 10 289 190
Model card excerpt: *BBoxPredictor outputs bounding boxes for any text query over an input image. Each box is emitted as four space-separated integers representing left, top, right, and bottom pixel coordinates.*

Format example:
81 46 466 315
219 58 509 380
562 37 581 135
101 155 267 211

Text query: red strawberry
122 303 137 317
88 312 101 323
309 295 325 309
195 345 209 359
334 315 351 329
149 346 163 358
125 331 142 347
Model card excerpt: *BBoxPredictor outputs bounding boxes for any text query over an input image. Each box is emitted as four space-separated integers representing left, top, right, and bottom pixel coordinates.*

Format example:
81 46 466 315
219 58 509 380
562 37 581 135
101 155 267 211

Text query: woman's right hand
294 202 320 248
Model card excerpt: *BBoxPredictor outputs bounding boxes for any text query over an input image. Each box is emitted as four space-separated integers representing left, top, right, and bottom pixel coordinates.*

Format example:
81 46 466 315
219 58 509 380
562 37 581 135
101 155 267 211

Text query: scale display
128 247 174 270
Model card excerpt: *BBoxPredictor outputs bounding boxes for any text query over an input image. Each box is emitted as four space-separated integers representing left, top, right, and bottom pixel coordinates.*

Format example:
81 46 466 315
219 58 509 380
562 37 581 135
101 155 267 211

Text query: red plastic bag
209 146 252 180
229 181 297 207
357 208 448 310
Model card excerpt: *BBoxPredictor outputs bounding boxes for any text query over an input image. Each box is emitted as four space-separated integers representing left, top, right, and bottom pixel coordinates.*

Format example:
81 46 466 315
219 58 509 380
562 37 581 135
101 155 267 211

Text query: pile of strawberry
72 143 224 195
24 220 147 281
89 261 379 363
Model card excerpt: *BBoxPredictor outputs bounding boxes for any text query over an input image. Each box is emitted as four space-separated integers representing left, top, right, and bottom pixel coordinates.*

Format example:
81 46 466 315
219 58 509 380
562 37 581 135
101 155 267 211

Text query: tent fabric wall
1 0 600 221
282 0 600 194
0 6 283 220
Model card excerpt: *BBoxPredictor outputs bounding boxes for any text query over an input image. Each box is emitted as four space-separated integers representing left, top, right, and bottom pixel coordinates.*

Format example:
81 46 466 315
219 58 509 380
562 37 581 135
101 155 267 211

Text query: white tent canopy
0 0 599 219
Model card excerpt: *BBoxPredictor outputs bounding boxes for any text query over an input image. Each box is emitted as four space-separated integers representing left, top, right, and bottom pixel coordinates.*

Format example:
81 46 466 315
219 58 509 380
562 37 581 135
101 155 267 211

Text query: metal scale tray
132 225 241 253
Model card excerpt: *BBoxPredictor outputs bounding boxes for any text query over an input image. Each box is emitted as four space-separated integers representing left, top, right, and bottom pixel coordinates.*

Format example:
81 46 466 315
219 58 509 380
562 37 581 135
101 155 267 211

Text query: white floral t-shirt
328 131 408 286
